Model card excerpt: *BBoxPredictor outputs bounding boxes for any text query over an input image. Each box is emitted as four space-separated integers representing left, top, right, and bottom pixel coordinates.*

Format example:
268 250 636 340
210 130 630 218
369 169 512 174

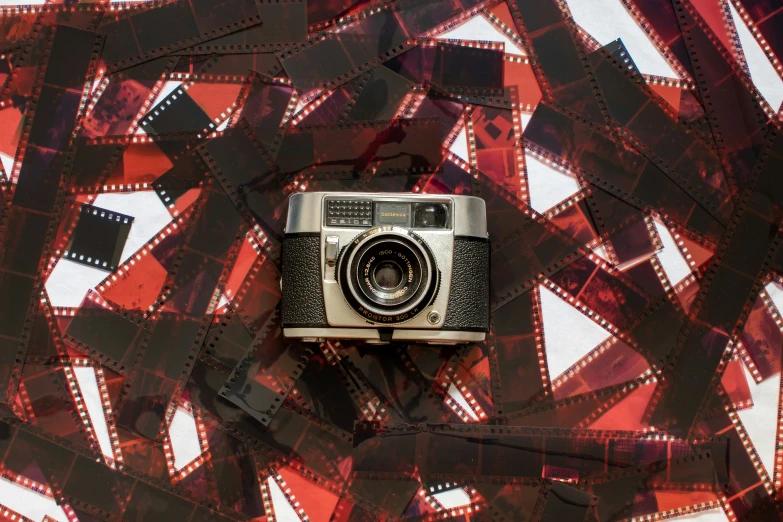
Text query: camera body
281 192 490 345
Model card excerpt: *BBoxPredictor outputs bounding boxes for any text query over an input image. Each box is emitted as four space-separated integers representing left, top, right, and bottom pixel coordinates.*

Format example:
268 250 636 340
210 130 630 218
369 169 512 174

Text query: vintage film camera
281 193 490 344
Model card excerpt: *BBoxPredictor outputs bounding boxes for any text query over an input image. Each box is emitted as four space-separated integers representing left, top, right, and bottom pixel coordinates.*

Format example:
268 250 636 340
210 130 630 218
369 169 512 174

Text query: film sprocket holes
281 192 490 344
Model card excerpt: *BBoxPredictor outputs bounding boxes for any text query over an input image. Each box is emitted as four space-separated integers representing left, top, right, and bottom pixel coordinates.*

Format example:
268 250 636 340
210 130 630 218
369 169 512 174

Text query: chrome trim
283 327 485 344
453 195 487 237
285 192 488 238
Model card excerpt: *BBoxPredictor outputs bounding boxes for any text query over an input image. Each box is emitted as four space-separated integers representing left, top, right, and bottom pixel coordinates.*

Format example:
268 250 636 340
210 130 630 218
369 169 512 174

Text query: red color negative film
0 25 103 411
0 0 780 519
97 0 263 73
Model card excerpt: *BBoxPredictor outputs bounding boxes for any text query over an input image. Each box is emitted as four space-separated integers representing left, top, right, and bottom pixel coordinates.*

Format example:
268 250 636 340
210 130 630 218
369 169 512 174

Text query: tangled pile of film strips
0 0 782 520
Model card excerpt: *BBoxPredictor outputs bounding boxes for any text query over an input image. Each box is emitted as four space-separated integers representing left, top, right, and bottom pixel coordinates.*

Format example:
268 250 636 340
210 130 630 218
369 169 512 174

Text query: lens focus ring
337 226 439 324
354 237 424 309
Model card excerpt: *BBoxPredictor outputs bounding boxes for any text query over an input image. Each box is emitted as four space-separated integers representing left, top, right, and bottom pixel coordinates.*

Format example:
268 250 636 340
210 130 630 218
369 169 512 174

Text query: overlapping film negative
0 0 782 520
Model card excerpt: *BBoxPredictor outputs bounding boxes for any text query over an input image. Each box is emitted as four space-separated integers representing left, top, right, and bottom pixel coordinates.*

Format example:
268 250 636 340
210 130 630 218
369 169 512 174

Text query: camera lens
354 238 422 308
372 261 404 290
338 226 440 323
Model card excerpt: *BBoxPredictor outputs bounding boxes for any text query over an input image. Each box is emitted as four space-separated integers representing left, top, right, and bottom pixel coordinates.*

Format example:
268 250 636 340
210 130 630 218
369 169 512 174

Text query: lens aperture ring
337 226 439 324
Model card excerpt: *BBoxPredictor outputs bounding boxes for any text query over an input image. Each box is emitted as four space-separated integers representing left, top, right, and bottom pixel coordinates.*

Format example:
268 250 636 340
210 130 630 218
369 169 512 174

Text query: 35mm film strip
0 0 779 520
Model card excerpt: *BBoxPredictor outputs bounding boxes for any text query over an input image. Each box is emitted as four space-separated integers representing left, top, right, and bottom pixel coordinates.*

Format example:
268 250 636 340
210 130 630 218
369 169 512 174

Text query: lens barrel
337 226 439 324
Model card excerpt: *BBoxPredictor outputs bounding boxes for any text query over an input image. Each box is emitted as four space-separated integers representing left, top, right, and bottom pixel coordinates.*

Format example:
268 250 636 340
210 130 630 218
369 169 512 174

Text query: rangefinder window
413 203 449 228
